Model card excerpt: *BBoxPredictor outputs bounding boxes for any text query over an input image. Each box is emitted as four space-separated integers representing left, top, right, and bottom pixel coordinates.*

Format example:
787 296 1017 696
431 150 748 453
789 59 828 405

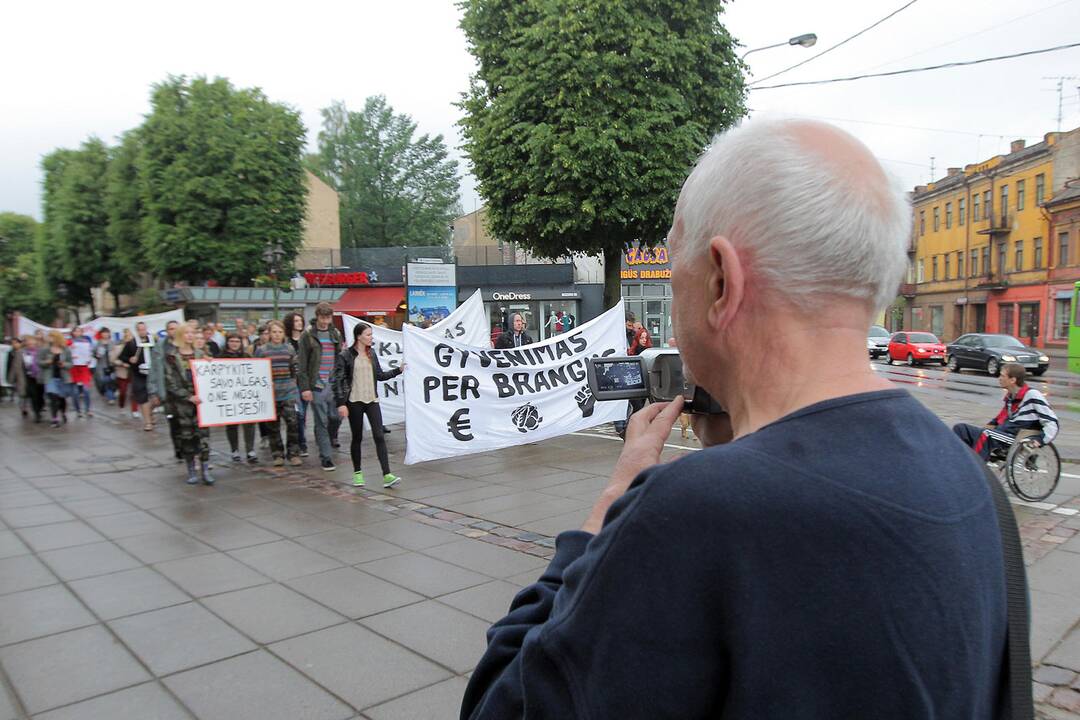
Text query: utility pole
929 156 935 182
1044 76 1079 132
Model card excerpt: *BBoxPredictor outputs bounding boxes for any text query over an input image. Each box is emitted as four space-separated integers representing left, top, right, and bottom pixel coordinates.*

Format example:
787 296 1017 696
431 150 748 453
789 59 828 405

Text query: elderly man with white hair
461 118 1011 719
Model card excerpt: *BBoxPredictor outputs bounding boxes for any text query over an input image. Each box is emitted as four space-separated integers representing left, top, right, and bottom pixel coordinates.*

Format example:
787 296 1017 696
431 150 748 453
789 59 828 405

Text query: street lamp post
741 33 817 62
262 242 285 320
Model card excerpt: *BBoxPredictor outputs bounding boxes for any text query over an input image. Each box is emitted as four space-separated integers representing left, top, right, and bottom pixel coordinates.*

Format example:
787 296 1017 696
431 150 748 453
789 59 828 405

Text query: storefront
161 287 345 328
461 287 585 341
456 264 603 341
301 268 407 329
620 244 673 345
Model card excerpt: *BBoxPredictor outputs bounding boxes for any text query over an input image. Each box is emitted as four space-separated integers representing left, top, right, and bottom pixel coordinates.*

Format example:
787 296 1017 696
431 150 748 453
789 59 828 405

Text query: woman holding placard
333 322 403 489
255 320 302 466
220 333 259 464
164 325 212 485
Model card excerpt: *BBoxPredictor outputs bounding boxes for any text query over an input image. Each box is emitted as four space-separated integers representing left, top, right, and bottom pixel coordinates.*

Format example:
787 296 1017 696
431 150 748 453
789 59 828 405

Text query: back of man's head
671 118 910 314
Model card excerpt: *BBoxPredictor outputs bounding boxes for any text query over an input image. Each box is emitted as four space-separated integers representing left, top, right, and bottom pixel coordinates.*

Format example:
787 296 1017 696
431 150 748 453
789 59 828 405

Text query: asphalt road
871 357 1080 421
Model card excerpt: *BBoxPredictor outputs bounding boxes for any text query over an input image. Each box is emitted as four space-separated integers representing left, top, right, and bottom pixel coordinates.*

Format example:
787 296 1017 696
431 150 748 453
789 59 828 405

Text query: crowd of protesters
3 302 402 489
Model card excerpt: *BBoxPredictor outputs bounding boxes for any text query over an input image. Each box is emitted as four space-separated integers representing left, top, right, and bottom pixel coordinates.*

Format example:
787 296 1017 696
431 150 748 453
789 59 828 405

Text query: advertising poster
407 262 457 325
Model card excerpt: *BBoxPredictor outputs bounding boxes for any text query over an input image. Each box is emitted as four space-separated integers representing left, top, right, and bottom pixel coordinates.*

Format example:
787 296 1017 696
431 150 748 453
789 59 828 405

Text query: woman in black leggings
332 322 403 489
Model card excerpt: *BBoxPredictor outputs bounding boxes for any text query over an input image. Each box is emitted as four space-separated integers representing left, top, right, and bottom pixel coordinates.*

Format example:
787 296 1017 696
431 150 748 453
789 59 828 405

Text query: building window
984 190 992 219
1035 173 1045 205
999 185 1009 222
1060 232 1070 267
956 251 963 279
970 249 978 277
930 306 944 337
1000 304 1015 336
973 193 981 221
982 246 990 275
998 243 1007 274
1034 237 1043 269
1055 298 1071 340
919 210 925 236
944 253 951 279
958 197 966 226
1017 179 1025 211
917 259 925 282
932 256 939 281
945 202 953 229
933 207 940 232
1014 240 1024 271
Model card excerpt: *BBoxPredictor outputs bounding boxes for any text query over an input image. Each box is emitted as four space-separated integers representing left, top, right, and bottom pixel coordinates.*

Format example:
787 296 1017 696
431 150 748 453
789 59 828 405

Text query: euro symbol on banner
447 408 473 441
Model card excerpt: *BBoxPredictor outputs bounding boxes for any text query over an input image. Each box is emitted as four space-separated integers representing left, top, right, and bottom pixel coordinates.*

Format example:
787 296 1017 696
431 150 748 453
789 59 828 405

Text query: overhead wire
748 0 921 86
750 42 1080 91
859 0 1079 73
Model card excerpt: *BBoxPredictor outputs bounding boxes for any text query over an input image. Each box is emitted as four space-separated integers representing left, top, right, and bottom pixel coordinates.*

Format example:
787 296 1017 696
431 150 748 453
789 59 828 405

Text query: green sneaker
352 471 364 487
383 473 400 489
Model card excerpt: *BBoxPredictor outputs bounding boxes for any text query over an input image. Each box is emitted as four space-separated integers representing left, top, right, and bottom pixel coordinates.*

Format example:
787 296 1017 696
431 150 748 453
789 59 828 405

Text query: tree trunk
602 245 624 311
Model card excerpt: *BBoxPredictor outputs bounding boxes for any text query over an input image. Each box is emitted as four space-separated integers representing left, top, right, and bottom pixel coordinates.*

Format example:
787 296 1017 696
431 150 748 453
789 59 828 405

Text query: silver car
867 325 890 359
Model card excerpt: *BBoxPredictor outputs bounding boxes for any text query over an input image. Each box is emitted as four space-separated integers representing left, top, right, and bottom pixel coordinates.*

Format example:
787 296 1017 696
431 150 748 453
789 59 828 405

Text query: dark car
945 333 1049 376
867 325 890 358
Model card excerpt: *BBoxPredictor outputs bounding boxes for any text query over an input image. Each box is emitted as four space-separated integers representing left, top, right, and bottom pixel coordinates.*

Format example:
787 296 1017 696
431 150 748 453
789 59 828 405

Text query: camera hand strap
982 465 1033 720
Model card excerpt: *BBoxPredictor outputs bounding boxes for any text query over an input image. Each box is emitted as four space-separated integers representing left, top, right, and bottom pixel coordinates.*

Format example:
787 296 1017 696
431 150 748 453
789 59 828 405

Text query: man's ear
705 235 745 331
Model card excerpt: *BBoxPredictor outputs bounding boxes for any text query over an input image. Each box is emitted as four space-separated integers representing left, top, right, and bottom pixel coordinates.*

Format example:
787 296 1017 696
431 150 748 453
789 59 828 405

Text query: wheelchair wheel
1005 441 1060 502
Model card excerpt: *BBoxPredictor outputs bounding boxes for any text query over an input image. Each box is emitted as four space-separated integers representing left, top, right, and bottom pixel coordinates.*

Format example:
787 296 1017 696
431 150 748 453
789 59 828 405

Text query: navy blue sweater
462 389 1006 719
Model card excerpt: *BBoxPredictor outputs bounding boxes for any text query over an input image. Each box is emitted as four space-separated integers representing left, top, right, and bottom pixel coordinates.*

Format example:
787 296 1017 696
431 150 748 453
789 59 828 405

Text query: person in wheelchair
953 362 1058 461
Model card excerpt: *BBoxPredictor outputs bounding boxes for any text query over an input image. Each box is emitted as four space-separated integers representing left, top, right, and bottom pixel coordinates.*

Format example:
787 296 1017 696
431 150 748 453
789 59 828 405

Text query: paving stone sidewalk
2 384 1080 718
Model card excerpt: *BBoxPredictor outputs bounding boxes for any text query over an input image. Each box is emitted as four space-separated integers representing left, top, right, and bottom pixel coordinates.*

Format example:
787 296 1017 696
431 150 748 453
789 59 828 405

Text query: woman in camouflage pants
164 325 213 485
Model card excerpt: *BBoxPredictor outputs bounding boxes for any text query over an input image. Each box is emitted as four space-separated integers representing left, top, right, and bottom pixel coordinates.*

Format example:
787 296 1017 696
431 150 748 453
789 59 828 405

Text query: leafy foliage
309 96 461 248
38 141 111 315
458 0 747 306
104 131 146 297
0 214 52 324
139 76 307 284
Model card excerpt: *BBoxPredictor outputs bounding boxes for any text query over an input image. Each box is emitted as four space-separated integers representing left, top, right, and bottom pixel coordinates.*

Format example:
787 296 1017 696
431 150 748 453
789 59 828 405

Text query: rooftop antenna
1044 76 1079 132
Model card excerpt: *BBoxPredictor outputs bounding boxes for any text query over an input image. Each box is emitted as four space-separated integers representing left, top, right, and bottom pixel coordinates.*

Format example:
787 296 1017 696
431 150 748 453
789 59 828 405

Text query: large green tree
39 141 111 317
0 214 52 324
309 96 461 248
139 76 307 284
459 0 746 307
104 130 146 301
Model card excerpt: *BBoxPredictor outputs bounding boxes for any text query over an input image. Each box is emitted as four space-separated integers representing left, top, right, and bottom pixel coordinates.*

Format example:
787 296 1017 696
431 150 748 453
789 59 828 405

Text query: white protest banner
402 301 629 465
0 345 11 388
189 358 277 428
339 289 489 425
15 309 185 340
83 309 185 340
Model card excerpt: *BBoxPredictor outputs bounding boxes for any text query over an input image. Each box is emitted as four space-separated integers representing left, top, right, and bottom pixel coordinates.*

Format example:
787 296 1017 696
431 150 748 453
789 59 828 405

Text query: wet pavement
1 379 1080 718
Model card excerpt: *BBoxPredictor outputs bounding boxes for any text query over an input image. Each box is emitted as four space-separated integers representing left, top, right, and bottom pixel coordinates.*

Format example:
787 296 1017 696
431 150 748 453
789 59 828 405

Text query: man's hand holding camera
582 397 688 534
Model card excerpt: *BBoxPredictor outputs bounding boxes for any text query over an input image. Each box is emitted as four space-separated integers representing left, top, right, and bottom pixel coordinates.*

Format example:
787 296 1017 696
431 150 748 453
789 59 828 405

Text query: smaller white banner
0 345 11 388
339 289 489 425
189 358 277 428
403 301 629 465
15 309 185 340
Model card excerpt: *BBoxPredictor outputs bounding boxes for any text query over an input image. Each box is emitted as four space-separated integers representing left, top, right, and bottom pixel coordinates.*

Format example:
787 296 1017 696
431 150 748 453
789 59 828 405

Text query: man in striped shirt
953 362 1059 460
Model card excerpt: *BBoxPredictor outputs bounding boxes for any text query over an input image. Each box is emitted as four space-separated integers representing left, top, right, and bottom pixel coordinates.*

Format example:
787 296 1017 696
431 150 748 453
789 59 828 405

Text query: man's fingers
627 396 685 439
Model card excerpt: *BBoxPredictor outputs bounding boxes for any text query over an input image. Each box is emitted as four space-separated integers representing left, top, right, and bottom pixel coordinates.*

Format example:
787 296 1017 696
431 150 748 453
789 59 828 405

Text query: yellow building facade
906 127 1080 348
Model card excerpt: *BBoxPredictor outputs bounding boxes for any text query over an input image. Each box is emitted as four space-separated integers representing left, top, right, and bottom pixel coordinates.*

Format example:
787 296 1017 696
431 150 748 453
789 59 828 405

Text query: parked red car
887 332 947 366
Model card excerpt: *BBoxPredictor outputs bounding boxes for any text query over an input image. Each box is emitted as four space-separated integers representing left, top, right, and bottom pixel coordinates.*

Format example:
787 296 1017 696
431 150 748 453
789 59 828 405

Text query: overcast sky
3 0 1079 222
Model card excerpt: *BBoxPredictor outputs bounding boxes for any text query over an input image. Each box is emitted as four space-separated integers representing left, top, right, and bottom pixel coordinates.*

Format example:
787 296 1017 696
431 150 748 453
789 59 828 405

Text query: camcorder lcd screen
594 360 646 393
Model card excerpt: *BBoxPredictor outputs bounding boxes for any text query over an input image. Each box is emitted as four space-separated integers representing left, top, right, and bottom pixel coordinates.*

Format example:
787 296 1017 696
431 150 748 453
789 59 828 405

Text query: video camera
586 348 725 414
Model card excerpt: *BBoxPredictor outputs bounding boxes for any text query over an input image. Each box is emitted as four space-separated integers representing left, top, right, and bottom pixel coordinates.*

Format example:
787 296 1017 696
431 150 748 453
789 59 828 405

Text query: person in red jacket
628 322 653 356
